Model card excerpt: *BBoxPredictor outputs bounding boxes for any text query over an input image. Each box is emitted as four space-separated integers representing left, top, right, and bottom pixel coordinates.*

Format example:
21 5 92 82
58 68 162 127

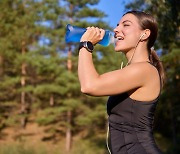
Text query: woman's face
114 13 144 52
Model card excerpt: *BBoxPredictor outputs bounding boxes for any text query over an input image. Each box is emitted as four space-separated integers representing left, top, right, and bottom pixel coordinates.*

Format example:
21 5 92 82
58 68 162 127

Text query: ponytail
124 11 165 87
149 48 165 87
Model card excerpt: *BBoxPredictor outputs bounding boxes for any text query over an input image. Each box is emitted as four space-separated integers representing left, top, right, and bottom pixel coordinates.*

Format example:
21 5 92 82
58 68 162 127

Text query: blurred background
0 0 179 154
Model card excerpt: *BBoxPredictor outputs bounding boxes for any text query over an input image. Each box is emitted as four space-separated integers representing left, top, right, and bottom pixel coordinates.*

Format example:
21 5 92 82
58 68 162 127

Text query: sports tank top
106 62 162 154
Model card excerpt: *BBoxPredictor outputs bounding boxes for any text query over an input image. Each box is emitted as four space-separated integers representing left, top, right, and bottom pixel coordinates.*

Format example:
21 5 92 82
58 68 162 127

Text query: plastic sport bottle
65 24 114 46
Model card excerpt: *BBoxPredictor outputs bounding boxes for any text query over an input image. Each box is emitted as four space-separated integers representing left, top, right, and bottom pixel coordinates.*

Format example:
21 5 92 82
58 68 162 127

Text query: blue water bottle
65 24 113 46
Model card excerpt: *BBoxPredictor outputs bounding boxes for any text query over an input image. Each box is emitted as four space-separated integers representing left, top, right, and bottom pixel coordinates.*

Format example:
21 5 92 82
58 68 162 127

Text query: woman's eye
124 24 129 27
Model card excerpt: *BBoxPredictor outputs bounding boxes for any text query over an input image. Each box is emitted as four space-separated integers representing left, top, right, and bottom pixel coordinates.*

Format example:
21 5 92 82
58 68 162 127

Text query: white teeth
117 36 124 40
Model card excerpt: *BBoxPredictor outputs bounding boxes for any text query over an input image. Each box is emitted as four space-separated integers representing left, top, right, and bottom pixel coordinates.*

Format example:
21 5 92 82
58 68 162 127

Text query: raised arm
78 27 148 96
78 50 146 96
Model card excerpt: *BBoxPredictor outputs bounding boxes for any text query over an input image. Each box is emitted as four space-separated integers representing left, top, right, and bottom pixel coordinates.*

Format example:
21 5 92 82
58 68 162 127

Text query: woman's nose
113 27 118 33
113 25 120 33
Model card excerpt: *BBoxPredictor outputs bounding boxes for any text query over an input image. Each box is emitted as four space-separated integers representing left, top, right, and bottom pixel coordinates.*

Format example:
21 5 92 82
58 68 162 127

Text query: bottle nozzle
110 35 115 44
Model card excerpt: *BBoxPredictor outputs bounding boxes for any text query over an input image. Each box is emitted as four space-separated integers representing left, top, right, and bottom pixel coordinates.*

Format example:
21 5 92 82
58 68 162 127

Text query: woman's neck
125 45 149 64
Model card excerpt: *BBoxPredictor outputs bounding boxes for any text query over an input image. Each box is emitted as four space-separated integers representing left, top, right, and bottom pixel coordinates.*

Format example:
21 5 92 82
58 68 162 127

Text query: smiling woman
77 10 164 154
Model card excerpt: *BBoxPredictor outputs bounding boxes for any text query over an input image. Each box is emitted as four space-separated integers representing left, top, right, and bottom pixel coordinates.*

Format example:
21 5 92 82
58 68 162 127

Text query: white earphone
139 33 145 41
120 33 146 69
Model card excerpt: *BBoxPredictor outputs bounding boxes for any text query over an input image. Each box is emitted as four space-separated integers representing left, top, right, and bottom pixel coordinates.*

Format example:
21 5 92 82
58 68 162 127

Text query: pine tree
56 0 118 152
0 0 124 153
0 0 42 128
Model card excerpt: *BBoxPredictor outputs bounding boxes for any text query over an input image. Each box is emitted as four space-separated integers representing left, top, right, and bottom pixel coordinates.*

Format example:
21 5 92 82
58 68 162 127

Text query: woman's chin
114 46 120 51
115 47 124 52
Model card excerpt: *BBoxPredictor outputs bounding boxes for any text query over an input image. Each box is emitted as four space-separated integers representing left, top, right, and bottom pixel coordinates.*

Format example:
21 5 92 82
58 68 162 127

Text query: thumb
100 29 105 40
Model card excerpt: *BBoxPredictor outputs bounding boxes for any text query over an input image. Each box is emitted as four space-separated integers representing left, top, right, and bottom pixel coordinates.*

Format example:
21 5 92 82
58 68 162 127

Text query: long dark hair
124 10 165 87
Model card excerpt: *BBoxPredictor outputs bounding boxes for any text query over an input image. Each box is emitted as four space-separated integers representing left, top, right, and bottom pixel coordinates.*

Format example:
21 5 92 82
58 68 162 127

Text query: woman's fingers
81 26 105 44
87 26 104 38
94 27 105 40
100 28 105 40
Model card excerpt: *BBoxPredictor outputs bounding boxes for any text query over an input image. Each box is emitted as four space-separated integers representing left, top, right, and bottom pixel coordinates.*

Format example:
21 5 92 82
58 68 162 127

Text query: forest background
0 0 179 154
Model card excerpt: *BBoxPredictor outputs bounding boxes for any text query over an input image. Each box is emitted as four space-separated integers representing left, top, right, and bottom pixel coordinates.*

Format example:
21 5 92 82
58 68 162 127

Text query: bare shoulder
125 62 160 88
127 62 158 75
139 62 159 78
124 62 157 77
128 62 161 101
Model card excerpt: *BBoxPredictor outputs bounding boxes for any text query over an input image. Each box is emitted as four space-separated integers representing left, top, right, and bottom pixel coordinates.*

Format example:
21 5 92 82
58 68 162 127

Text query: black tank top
106 63 162 154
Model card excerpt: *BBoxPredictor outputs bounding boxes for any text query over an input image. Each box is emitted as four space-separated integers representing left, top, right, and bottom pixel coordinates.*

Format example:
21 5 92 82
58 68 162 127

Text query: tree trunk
21 40 27 129
65 4 74 151
0 55 3 76
50 94 54 106
66 46 72 153
66 110 72 152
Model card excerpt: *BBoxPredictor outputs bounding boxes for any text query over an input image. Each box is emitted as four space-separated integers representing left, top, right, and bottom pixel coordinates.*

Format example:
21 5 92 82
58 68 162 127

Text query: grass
0 143 47 154
0 137 108 154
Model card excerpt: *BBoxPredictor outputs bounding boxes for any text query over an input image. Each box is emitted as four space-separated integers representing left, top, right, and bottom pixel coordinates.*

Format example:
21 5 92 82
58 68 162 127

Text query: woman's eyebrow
122 20 132 24
117 20 132 26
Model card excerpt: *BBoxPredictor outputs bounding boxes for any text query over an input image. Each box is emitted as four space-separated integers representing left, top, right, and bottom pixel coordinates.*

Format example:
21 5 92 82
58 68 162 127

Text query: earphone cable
106 122 112 154
121 35 143 69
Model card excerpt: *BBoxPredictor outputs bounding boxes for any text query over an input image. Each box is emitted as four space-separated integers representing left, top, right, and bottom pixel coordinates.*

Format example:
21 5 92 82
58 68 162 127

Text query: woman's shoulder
126 62 161 101
130 61 161 87
127 61 158 74
125 61 160 83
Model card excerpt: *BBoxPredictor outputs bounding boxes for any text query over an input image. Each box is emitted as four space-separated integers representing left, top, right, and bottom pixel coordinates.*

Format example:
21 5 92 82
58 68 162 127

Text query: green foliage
76 7 106 18
125 0 180 50
36 108 63 126
0 2 115 153
3 0 179 153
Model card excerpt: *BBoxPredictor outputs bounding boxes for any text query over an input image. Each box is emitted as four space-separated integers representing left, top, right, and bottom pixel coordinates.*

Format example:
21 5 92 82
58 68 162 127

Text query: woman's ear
141 29 151 41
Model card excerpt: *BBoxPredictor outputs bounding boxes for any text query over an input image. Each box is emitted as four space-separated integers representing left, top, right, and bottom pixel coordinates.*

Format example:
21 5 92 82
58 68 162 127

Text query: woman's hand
80 27 105 45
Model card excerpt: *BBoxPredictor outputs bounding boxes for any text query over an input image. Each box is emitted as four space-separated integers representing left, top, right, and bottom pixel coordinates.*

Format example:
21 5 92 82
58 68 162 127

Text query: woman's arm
78 49 146 96
78 27 147 96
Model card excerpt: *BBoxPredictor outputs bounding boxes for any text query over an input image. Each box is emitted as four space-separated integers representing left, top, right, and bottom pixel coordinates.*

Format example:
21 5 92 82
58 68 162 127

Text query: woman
78 10 164 154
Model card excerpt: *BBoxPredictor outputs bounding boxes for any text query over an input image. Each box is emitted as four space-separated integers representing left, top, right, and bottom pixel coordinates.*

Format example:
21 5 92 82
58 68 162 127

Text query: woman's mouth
114 36 124 45
116 36 124 40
